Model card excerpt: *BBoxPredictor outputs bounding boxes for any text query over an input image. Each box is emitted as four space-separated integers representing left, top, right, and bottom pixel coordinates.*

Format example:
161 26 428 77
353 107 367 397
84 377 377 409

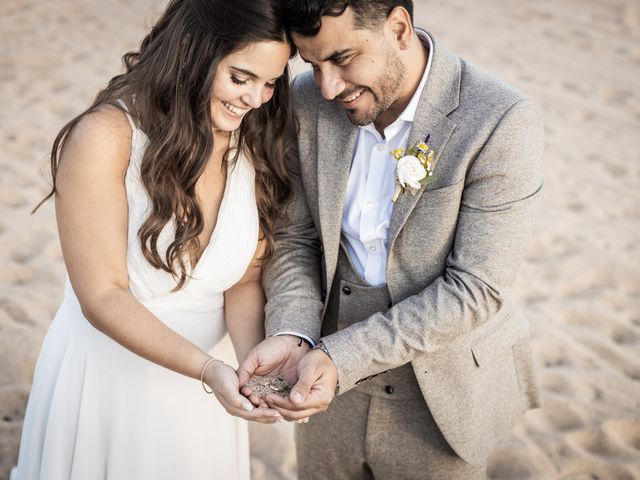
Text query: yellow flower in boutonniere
391 138 436 203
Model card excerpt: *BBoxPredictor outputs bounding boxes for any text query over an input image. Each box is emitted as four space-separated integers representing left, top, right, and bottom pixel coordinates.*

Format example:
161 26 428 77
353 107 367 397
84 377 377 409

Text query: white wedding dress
12 108 257 480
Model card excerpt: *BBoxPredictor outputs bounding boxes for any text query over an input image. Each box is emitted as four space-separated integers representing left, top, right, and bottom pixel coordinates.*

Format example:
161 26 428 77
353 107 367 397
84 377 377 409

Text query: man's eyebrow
299 49 352 64
323 49 352 62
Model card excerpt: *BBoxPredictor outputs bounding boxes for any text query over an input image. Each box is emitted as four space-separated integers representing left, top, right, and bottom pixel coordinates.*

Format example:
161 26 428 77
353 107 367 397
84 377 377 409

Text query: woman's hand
203 359 283 424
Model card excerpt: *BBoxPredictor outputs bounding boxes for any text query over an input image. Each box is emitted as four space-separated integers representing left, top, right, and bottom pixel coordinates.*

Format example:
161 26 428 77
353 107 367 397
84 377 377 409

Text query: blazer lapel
317 103 359 283
387 33 461 252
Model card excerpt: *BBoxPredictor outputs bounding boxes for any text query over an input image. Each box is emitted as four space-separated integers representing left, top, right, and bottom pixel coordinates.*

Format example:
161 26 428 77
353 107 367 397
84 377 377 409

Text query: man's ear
386 6 414 50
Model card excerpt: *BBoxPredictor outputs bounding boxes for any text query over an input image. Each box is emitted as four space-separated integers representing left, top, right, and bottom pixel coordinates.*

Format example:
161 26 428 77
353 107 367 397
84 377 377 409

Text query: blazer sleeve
321 99 545 393
262 79 325 341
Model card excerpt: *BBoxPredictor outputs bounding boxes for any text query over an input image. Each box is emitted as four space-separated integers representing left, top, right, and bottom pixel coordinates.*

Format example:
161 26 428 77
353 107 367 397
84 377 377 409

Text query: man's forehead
293 21 369 62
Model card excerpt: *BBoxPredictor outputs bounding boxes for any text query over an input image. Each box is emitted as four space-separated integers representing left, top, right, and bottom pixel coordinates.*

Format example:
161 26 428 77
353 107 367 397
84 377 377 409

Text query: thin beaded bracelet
200 357 220 394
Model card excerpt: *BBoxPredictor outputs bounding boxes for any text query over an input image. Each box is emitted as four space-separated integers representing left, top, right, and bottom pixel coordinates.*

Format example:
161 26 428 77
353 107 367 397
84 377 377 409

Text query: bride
12 0 295 478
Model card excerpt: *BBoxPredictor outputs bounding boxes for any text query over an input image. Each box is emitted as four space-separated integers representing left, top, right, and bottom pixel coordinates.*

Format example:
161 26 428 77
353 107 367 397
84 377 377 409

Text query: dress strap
116 99 137 131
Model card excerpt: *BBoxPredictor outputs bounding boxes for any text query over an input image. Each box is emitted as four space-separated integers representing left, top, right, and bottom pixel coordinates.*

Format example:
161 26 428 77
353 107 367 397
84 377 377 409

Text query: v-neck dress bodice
123 124 259 341
11 112 257 480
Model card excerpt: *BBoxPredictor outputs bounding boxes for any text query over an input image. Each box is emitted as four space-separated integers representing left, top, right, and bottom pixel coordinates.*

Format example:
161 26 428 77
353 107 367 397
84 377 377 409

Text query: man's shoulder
292 70 316 94
458 57 531 115
291 71 325 113
421 32 534 120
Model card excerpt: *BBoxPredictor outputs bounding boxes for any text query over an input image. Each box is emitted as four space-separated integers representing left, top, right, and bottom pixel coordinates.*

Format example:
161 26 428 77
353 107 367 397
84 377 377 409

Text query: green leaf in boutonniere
391 139 436 203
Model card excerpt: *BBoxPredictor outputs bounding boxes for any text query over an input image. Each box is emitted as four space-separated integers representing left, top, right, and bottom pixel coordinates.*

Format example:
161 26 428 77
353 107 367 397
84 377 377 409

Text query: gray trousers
296 247 485 480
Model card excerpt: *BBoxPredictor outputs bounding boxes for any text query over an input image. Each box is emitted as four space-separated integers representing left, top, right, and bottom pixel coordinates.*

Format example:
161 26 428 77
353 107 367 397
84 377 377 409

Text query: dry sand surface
1 0 639 479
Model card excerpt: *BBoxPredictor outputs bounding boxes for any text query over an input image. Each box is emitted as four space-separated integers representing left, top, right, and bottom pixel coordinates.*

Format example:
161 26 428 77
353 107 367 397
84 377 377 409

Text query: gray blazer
263 32 544 466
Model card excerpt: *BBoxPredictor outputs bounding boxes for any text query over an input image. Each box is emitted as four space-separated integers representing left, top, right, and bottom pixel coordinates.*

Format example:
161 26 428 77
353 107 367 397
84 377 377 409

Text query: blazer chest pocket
399 179 465 260
421 178 465 208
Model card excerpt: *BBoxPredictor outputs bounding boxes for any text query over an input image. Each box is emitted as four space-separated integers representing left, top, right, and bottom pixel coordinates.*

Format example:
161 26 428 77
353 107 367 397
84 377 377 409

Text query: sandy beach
1 0 639 478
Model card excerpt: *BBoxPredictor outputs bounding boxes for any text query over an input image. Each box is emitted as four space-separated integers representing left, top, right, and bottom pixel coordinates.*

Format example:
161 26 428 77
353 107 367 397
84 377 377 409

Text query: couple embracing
12 0 544 479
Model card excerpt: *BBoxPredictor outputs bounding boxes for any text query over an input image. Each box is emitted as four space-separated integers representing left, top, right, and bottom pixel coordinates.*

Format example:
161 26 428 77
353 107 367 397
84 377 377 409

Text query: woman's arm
55 105 280 422
224 239 267 363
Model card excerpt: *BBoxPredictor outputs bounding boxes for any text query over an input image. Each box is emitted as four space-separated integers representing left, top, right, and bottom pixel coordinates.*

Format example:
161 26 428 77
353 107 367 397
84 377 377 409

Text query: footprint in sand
0 191 28 209
601 88 634 107
602 419 640 454
541 397 587 432
526 233 580 263
0 386 30 424
540 370 574 396
9 239 43 264
624 2 640 29
0 298 34 326
566 428 639 473
487 440 537 480
603 161 628 178
1 264 39 287
610 325 639 346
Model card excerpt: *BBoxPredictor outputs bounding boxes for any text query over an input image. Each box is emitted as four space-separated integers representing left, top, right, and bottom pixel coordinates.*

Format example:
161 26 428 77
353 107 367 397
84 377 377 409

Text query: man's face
293 7 406 126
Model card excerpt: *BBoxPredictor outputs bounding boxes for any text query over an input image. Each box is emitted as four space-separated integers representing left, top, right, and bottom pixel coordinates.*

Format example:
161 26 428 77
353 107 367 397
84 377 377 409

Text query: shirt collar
398 29 433 123
361 30 434 139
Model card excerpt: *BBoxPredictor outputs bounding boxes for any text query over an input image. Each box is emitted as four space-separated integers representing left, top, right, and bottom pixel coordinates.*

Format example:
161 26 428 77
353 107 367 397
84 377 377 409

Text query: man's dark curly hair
281 0 414 37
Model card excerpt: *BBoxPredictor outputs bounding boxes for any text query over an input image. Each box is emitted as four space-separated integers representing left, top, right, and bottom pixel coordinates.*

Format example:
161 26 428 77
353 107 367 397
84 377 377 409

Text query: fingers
263 351 338 421
265 388 333 421
287 359 318 405
241 407 284 424
269 404 323 421
217 389 283 424
211 363 283 424
238 335 304 386
237 354 258 387
240 386 262 407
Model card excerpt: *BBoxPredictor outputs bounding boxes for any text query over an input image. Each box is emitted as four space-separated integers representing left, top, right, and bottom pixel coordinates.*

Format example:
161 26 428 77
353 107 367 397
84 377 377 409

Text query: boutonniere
390 135 436 203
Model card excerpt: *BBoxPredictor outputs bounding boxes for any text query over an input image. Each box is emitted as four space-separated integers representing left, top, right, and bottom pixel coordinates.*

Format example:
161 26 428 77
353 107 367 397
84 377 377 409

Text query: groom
240 1 544 478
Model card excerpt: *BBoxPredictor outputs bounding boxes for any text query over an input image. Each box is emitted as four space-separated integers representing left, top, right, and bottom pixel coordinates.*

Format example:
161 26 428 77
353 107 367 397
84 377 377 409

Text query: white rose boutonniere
397 155 427 191
391 137 436 203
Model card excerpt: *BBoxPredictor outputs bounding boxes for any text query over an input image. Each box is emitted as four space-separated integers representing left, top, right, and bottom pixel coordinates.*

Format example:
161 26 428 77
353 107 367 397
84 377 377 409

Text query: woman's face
211 40 291 134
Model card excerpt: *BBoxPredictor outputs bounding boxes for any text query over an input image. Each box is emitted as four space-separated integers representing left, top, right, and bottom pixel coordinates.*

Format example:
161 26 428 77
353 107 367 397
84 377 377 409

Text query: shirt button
376 144 385 152
368 245 376 252
342 286 352 295
385 385 395 395
367 201 375 208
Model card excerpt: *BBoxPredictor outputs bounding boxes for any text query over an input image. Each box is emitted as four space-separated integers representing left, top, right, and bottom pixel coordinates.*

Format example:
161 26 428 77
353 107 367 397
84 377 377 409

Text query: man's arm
322 99 545 393
238 76 325 399
262 88 325 342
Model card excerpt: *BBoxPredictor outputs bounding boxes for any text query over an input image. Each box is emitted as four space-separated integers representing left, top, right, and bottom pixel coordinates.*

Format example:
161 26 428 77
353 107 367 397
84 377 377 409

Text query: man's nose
317 69 345 101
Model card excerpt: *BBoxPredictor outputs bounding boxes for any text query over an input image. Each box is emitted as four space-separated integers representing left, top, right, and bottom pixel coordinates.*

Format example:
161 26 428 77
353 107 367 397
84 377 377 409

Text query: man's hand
238 335 311 406
203 360 283 423
265 348 338 421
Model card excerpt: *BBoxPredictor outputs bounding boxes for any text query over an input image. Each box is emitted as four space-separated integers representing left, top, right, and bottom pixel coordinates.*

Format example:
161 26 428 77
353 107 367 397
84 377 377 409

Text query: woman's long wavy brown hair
37 0 295 289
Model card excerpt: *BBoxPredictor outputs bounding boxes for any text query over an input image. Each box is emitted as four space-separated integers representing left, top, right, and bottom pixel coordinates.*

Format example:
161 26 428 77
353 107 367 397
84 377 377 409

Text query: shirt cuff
272 332 317 348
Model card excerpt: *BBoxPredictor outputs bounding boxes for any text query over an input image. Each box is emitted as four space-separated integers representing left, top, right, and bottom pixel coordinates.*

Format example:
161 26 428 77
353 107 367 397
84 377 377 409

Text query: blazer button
385 385 394 395
342 286 352 295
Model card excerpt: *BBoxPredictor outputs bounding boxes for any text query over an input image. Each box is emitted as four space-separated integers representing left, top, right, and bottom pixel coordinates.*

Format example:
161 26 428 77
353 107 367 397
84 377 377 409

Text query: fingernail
292 392 303 403
242 403 254 412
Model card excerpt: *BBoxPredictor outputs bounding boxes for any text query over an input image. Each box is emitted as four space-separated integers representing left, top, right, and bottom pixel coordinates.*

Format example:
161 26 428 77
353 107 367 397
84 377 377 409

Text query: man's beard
343 45 405 126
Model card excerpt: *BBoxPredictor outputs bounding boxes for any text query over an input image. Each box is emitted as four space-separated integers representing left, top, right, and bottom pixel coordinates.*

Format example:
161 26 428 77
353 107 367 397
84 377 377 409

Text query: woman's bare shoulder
60 103 134 177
